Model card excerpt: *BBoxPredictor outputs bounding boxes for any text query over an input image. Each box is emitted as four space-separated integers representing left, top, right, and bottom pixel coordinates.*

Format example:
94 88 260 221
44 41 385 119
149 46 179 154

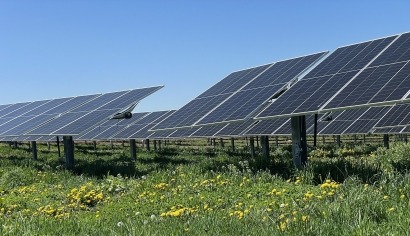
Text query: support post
93 141 97 152
353 135 357 144
63 136 75 169
47 142 51 151
322 136 325 145
212 138 216 148
363 134 366 144
256 136 259 149
57 136 61 158
154 140 157 151
31 141 37 160
231 137 235 152
260 136 270 167
249 137 255 158
130 139 137 161
28 142 31 151
291 116 307 169
13 141 17 149
383 134 389 149
313 114 318 147
336 135 341 147
122 140 125 148
219 138 224 148
405 134 408 144
145 139 150 151
275 136 279 147
158 140 162 151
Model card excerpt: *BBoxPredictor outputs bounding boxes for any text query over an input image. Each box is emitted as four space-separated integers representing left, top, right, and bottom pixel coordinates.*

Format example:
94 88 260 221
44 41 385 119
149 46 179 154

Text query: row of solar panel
3 103 410 143
0 86 163 140
151 32 410 131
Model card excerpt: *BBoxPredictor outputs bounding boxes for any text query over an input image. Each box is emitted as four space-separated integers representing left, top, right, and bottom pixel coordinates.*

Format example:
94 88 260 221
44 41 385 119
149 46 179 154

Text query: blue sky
1 1 409 112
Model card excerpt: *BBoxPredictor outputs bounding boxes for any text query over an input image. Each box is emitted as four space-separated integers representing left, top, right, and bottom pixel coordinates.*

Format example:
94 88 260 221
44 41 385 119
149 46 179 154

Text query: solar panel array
28 87 162 136
0 87 163 141
152 52 327 130
257 35 398 118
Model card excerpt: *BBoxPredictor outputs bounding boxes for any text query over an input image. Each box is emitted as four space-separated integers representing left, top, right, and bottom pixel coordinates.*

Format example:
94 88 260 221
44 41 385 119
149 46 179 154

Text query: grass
0 140 409 235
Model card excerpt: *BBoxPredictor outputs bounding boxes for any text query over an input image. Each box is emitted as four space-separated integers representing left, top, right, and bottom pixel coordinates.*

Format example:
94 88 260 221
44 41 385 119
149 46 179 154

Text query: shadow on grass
307 158 382 184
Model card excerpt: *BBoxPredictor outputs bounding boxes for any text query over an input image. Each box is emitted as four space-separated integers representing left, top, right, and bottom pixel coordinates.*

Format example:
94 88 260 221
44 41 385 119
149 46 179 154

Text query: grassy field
0 140 410 235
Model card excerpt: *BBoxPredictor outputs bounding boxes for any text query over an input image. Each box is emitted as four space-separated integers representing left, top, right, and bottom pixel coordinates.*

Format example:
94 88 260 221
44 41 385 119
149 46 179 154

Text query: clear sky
1 1 409 113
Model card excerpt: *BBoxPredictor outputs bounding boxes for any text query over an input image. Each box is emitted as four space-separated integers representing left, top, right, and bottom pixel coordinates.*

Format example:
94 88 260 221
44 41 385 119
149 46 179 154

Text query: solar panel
374 103 410 128
214 120 258 137
27 86 162 136
244 118 289 136
256 34 404 119
167 127 200 139
401 126 410 134
0 102 31 119
317 107 390 135
372 126 405 134
112 110 175 139
0 95 98 138
153 53 326 130
189 124 228 138
77 112 150 140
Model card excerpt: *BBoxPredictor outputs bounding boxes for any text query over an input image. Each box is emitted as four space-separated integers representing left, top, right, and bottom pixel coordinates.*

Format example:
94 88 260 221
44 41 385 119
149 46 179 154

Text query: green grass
0 140 410 235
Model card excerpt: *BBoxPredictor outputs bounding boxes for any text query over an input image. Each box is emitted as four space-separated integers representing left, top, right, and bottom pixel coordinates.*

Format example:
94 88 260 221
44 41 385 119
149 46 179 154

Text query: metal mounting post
291 116 307 169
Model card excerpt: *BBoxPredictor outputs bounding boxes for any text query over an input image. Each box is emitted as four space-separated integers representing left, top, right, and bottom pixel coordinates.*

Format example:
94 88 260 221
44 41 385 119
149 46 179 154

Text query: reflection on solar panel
374 103 410 128
28 86 162 136
152 52 327 130
257 35 398 118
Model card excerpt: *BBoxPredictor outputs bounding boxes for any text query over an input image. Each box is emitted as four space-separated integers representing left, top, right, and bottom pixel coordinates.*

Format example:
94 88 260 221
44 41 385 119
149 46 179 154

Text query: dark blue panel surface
168 128 200 138
153 94 231 130
214 120 257 136
198 84 283 124
371 33 410 67
256 35 403 118
375 104 410 127
1 100 50 118
190 124 228 137
197 65 271 99
44 95 97 114
244 118 289 135
55 110 117 135
0 114 54 136
0 102 31 118
28 112 88 135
